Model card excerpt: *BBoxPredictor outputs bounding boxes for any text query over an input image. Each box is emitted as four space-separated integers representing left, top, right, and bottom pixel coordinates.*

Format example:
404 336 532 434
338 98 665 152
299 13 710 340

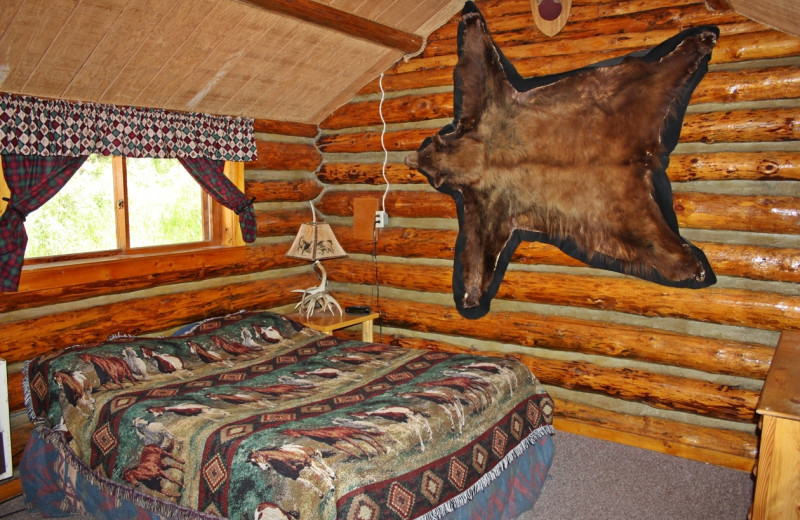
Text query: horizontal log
0 273 317 367
357 66 454 96
252 118 318 138
336 226 457 259
319 189 800 236
336 321 759 423
535 358 758 423
316 190 454 219
681 107 800 144
396 24 776 76
326 257 800 333
552 399 756 471
668 151 800 182
256 208 311 236
333 225 800 284
319 106 800 154
423 4 747 57
554 396 756 460
318 151 800 187
698 241 800 283
317 128 431 154
673 192 800 234
493 270 800 333
711 29 800 64
316 162 427 185
245 140 321 171
329 289 773 380
245 178 323 203
321 92 453 131
361 27 800 95
328 65 800 131
6 244 302 314
691 65 800 104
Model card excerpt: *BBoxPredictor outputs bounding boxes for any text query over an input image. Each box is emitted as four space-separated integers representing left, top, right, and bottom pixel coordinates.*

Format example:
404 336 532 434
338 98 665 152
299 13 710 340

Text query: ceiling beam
704 0 732 10
238 0 425 54
724 0 800 37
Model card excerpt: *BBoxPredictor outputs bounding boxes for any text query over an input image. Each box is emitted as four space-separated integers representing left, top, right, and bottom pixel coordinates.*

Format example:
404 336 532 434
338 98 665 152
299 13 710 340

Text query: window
24 155 211 259
16 155 243 262
0 156 245 291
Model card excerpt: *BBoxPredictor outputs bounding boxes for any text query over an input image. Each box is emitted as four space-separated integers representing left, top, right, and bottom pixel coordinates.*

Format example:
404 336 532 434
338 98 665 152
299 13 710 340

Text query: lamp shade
285 221 347 261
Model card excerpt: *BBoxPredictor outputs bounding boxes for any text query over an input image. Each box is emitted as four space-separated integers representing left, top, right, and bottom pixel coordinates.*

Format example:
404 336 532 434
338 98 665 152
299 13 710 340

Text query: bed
21 310 555 519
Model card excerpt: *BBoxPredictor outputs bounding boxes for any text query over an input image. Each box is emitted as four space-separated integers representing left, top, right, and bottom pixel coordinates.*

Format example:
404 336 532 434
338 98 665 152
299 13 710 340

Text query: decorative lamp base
291 260 344 318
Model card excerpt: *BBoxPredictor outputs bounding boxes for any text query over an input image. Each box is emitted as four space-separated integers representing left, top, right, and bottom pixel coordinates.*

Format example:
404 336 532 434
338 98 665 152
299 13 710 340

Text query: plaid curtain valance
0 93 257 162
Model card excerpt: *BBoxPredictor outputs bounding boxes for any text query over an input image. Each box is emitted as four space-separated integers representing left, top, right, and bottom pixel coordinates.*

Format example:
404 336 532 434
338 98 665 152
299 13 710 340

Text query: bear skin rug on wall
405 1 718 319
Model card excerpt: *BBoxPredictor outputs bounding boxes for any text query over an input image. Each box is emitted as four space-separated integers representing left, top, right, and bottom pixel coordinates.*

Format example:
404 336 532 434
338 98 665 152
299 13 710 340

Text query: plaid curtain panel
0 93 257 162
0 154 87 291
179 157 257 242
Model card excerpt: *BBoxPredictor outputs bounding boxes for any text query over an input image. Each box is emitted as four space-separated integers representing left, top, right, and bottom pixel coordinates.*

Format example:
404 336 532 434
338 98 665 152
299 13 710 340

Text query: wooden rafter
237 0 425 53
704 0 732 10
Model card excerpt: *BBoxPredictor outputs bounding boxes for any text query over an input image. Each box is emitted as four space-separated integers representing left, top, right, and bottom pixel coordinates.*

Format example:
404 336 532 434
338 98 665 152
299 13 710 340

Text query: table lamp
285 202 347 317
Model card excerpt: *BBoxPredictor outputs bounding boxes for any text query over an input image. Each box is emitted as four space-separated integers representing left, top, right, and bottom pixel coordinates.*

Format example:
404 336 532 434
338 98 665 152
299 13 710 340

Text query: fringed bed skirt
20 425 555 520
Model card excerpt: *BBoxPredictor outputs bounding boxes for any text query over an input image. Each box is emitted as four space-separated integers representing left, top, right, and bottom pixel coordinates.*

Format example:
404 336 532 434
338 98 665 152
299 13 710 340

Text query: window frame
0 158 246 291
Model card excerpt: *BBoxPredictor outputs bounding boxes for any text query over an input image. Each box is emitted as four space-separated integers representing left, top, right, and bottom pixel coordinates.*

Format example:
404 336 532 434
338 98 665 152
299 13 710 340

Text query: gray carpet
0 431 754 519
521 431 754 520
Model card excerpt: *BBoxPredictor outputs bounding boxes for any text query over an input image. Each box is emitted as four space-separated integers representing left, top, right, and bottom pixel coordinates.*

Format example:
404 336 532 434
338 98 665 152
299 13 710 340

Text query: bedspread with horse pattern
24 311 554 520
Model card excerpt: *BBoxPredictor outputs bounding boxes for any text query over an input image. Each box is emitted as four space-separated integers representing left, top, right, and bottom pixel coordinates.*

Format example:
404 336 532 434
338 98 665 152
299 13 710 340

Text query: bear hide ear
406 1 718 320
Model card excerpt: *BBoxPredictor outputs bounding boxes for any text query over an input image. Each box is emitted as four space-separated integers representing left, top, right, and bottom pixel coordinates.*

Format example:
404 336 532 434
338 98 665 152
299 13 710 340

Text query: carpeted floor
0 430 754 520
521 431 754 520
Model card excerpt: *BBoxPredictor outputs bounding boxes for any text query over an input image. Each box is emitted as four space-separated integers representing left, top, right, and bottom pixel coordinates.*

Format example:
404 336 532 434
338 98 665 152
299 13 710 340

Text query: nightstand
289 311 380 342
752 331 800 519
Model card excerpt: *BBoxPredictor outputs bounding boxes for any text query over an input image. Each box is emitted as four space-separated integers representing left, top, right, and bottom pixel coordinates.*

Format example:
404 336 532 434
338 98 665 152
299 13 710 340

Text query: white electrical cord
373 72 391 341
379 72 390 213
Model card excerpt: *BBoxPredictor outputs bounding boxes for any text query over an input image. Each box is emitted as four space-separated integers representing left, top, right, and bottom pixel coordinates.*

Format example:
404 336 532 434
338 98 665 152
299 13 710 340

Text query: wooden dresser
752 331 800 519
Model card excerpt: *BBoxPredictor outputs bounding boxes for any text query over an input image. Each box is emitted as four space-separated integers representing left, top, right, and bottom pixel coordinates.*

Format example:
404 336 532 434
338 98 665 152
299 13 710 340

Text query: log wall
315 0 800 472
0 118 323 497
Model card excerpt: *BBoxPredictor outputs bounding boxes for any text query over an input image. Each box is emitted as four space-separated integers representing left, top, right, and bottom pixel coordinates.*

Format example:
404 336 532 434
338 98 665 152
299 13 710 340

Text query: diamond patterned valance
0 93 257 162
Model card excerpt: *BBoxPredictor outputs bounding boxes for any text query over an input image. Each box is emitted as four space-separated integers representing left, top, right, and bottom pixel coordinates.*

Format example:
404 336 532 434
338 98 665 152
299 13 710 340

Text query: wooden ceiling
0 0 798 125
714 0 800 39
0 0 462 124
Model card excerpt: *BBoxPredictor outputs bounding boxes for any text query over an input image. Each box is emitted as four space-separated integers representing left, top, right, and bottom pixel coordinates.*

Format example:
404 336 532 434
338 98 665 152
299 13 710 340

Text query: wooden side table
752 331 800 519
289 311 380 342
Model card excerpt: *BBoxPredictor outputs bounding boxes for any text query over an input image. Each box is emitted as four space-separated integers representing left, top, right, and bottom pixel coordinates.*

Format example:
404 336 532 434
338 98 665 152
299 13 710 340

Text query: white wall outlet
375 210 388 228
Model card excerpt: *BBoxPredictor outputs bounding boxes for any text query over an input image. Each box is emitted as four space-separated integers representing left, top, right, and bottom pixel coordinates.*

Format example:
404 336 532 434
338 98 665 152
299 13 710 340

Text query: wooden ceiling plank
215 17 304 117
308 49 399 123
0 0 80 94
263 29 340 119
64 0 178 103
172 6 275 113
705 0 732 10
726 0 800 37
23 0 129 97
103 0 217 107
237 0 424 54
237 27 357 121
0 0 26 41
247 40 324 119
139 2 249 111
266 34 396 122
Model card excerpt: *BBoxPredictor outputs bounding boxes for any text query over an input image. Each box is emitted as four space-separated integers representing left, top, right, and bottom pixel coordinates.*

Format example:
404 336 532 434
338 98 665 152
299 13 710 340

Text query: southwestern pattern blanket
23 311 554 519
